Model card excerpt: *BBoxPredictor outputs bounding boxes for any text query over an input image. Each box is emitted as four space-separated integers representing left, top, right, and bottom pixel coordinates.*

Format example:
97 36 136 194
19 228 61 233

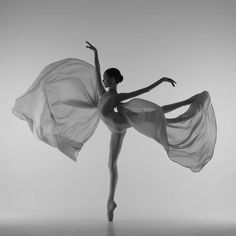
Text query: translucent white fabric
12 58 217 172
12 59 100 160
118 91 217 172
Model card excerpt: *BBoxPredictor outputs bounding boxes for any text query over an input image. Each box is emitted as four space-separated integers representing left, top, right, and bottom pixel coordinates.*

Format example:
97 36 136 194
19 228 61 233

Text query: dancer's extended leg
161 95 196 114
107 130 126 221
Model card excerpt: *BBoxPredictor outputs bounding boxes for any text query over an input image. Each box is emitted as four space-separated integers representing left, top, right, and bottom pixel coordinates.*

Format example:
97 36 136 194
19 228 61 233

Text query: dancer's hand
161 77 177 87
86 41 97 52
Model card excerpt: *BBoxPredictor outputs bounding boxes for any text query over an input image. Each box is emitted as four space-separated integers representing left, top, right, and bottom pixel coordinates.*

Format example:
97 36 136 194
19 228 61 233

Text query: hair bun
104 68 123 84
119 75 123 83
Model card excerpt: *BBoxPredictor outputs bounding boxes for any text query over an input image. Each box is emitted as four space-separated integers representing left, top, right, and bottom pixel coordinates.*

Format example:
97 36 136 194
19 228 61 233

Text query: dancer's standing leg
107 130 126 221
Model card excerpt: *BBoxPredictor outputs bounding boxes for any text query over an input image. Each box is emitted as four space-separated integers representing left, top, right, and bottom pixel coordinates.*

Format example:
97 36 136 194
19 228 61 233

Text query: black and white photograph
1 0 236 235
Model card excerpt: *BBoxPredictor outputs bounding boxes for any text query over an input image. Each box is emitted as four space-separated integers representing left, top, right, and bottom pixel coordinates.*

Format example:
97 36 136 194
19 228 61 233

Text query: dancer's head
103 68 123 87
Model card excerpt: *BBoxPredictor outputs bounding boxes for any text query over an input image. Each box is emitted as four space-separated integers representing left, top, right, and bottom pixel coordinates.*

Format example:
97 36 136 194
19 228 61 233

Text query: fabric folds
118 91 217 172
12 58 217 172
12 58 100 161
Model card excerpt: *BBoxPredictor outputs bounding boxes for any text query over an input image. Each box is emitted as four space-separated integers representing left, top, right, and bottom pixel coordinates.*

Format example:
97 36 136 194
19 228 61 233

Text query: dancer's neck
108 83 117 93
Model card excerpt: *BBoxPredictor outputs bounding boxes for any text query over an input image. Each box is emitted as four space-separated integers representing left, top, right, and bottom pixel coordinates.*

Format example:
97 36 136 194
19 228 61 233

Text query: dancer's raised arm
86 41 106 97
117 77 176 102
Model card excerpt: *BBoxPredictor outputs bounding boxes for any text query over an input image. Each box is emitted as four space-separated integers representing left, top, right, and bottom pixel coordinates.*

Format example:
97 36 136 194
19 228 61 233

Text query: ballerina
85 41 194 221
12 41 217 222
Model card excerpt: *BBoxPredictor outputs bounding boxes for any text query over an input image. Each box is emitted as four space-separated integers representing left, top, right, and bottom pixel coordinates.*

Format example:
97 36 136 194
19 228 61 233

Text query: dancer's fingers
86 41 91 45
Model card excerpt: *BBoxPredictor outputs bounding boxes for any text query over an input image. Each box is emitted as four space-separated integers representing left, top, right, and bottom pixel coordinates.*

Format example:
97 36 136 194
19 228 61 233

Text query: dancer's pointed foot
107 200 117 222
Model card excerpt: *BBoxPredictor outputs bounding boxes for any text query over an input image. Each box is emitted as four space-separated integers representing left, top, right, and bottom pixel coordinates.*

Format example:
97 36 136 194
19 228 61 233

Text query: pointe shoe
107 200 117 222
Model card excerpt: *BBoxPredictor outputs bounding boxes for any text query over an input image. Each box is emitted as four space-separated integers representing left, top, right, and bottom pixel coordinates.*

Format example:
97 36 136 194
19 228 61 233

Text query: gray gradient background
1 0 236 224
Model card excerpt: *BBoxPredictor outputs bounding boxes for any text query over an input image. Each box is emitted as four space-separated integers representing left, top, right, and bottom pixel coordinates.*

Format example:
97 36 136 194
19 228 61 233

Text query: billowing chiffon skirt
12 58 217 172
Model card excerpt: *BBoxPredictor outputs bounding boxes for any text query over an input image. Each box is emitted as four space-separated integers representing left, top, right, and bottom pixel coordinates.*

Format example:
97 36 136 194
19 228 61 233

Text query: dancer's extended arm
86 41 106 97
117 77 176 102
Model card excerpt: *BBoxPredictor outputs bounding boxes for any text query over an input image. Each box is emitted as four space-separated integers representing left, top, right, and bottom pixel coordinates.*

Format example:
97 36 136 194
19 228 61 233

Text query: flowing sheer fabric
12 58 217 172
118 91 217 172
12 59 100 161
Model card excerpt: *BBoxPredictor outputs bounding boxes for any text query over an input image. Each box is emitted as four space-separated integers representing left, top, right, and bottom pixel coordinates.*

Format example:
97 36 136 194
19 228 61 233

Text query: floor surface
0 219 236 236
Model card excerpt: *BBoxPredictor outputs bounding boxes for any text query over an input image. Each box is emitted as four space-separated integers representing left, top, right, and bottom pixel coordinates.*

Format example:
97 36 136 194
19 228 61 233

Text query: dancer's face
103 73 115 88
